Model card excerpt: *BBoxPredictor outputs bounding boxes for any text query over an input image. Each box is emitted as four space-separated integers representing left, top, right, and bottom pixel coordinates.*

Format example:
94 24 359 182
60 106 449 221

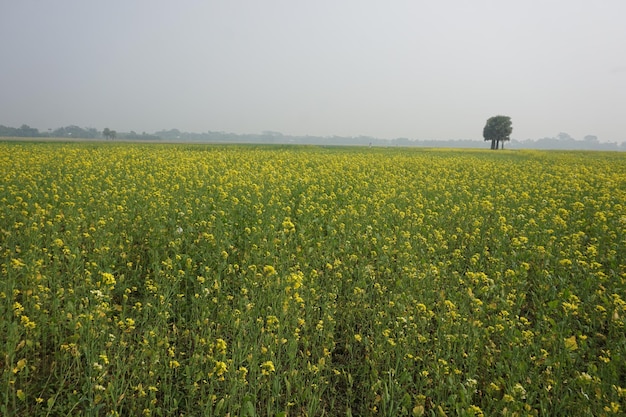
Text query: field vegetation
1 142 625 416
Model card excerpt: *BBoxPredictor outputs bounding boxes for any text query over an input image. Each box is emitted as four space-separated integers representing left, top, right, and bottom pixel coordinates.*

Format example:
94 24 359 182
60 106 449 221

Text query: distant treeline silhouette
1 124 624 150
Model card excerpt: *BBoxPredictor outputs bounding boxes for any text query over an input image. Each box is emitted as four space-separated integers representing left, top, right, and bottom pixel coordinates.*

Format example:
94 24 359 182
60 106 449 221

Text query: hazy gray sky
2 1 625 142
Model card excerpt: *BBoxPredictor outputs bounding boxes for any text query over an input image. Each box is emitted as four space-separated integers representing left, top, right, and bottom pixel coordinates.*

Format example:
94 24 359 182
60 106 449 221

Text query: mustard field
1 142 625 416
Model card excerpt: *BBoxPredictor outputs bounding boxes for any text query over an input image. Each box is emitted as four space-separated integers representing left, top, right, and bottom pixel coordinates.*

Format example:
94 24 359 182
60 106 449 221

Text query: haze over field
1 1 625 143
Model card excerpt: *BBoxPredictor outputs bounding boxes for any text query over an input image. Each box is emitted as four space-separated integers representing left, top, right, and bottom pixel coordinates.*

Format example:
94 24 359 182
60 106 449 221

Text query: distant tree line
0 124 159 141
153 128 625 150
0 124 99 138
510 133 624 151
1 123 624 150
0 124 44 137
53 125 100 138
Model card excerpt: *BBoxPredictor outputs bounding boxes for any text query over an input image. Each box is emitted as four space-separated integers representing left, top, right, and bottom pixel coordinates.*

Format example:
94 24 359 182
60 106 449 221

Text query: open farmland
1 142 625 416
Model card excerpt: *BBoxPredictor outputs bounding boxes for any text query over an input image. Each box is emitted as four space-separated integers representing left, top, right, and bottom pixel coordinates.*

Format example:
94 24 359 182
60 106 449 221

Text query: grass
1 142 625 416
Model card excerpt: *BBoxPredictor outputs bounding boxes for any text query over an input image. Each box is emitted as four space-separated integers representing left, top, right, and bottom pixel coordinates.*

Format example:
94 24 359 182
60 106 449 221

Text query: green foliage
0 124 41 138
1 143 625 416
51 125 99 139
483 115 513 149
102 128 116 140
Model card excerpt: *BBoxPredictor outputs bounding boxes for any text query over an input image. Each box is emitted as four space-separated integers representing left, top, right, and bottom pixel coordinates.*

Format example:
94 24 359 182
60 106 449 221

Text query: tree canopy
483 115 512 150
103 128 116 140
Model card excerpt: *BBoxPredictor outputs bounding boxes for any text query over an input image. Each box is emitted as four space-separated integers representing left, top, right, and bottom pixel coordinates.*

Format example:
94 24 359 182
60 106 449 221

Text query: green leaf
243 399 255 417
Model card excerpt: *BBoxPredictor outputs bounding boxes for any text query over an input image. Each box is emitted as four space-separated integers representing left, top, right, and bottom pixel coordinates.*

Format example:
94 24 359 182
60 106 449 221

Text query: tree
18 124 40 137
483 115 512 150
52 125 96 139
557 132 574 142
103 128 115 140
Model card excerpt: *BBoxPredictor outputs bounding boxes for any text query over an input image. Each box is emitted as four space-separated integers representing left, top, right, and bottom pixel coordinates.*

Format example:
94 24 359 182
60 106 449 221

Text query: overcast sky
1 1 625 142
